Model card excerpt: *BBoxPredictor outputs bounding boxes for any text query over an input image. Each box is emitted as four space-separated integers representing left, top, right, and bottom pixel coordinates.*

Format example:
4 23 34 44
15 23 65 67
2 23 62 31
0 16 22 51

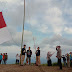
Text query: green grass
41 64 48 66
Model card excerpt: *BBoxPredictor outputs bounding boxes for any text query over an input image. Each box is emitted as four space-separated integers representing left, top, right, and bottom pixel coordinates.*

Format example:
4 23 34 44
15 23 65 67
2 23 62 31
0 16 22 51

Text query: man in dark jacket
26 47 32 65
21 45 26 66
35 47 41 66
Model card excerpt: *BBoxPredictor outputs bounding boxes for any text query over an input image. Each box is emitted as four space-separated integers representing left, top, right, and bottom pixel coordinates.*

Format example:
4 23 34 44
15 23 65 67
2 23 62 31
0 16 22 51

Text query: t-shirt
27 50 32 57
0 55 2 60
36 50 40 56
22 48 26 55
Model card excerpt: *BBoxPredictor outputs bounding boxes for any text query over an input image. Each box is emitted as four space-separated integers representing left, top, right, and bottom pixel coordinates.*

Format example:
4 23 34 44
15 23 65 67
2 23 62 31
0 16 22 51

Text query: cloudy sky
0 0 72 64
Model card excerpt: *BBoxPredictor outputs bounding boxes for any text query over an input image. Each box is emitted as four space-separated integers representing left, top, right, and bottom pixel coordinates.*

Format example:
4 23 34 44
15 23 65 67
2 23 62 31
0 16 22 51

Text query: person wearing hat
35 47 41 66
26 47 32 65
56 46 62 70
21 45 26 66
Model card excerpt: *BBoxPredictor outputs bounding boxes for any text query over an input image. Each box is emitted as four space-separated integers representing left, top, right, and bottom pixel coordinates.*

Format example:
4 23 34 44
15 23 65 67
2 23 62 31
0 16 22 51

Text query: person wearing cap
21 45 26 66
26 47 32 65
35 47 41 66
56 46 62 70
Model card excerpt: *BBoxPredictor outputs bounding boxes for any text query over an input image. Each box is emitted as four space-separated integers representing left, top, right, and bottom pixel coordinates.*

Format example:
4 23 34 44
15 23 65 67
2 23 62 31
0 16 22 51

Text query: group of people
47 46 72 70
62 52 72 67
16 45 40 66
0 53 8 64
56 46 72 69
21 45 40 66
16 45 72 70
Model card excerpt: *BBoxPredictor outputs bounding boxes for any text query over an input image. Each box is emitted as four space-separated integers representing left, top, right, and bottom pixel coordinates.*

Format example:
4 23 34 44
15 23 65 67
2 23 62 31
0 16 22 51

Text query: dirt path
0 65 72 72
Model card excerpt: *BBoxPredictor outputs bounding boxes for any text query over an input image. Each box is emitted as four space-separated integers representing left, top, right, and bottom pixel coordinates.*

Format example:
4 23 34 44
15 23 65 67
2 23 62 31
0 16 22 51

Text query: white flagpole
20 0 25 65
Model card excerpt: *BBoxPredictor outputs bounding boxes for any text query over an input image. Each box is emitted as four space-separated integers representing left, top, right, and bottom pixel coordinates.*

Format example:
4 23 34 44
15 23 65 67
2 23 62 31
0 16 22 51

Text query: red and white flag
0 12 11 44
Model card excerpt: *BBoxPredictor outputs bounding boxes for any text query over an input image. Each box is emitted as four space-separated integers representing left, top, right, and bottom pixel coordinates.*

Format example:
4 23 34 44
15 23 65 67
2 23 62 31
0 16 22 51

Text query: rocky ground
0 65 72 72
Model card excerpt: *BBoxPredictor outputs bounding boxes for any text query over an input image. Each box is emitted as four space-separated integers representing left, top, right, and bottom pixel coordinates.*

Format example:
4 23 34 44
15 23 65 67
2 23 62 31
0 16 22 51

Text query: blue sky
0 0 72 64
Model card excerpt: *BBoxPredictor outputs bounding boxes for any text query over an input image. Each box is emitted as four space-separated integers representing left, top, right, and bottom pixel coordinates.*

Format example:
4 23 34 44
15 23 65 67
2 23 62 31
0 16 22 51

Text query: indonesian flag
0 12 11 44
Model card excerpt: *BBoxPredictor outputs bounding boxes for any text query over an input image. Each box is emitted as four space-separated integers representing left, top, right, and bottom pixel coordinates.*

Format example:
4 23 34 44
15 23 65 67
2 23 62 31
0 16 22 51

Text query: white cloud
0 45 20 54
44 7 65 35
35 0 51 3
39 34 72 49
0 0 19 3
66 8 72 15
13 30 33 44
38 24 48 33
29 19 38 26
64 27 72 34
1 30 33 47
0 0 66 35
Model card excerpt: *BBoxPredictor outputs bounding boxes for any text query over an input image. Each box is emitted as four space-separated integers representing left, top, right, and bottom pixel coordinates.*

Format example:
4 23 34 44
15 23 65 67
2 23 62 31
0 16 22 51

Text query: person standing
21 45 26 66
56 46 62 70
67 53 70 68
16 54 20 64
2 53 5 64
47 52 52 66
35 47 41 66
70 52 72 67
0 53 2 64
26 47 32 65
4 53 8 64
62 55 66 67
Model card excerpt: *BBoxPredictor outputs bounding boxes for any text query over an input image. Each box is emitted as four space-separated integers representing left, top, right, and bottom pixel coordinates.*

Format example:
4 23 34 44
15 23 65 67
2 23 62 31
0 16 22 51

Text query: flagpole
20 0 25 65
